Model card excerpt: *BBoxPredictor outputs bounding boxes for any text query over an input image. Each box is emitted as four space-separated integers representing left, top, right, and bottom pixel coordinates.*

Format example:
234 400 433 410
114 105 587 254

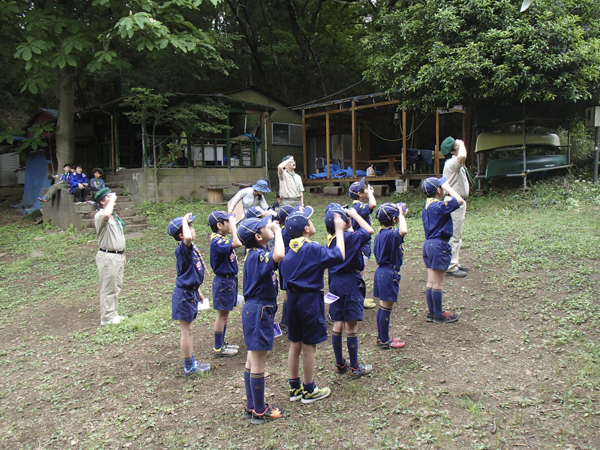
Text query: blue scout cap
285 206 314 238
246 206 264 219
277 204 296 222
207 210 235 227
441 137 456 156
324 204 348 228
375 203 400 223
168 215 197 237
252 180 270 193
238 216 271 245
348 177 366 199
422 176 447 196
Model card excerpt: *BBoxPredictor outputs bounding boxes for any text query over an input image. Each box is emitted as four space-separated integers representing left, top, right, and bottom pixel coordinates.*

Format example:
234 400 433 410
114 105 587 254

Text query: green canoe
485 154 568 178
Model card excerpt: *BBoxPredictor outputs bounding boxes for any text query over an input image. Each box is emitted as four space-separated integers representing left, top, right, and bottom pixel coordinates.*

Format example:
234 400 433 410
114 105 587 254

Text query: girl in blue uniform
421 177 464 323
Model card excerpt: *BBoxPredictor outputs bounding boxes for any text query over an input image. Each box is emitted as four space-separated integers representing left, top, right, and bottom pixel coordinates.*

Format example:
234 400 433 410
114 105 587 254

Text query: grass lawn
0 178 599 449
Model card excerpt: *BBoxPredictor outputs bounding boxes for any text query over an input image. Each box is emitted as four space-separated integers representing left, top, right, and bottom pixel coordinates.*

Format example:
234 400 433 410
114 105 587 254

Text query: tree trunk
55 69 75 169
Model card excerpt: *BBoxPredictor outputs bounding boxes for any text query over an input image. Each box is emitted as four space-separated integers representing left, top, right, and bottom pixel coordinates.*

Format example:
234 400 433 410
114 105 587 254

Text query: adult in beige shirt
277 155 304 207
94 187 127 325
441 137 469 278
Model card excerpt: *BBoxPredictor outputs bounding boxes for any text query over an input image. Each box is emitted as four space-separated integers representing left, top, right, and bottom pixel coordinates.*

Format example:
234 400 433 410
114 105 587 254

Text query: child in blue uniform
348 177 377 261
280 206 345 403
326 203 375 377
373 203 408 349
238 216 286 424
208 211 242 357
276 204 297 332
421 177 464 323
168 213 210 375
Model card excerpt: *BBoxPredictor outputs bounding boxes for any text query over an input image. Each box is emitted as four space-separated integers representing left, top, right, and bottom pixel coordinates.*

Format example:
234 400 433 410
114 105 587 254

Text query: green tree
362 0 600 109
1 0 224 168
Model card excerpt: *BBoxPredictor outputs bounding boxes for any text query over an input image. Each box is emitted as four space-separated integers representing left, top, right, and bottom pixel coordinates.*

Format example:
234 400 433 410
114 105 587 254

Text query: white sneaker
101 316 121 325
117 315 126 321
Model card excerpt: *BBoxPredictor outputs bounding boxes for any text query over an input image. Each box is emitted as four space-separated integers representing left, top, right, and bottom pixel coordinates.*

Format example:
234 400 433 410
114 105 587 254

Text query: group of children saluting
166 175 464 425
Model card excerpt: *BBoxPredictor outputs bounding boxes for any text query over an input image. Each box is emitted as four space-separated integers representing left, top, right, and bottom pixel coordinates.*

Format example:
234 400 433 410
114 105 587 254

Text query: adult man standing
277 155 304 208
441 137 469 278
94 187 127 325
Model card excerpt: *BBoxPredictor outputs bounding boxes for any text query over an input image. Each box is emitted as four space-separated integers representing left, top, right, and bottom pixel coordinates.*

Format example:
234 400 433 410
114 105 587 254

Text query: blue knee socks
289 377 301 390
377 306 392 342
347 333 359 370
332 331 345 367
223 324 227 343
250 372 265 414
214 331 224 350
432 289 443 316
425 287 433 314
244 368 254 410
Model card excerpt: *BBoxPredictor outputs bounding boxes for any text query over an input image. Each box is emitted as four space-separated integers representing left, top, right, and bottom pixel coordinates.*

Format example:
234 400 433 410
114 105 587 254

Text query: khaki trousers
448 202 467 272
96 251 125 323
280 198 302 208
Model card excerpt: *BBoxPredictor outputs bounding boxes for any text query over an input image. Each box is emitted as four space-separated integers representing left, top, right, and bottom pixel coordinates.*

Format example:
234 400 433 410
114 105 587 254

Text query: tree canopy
362 0 600 109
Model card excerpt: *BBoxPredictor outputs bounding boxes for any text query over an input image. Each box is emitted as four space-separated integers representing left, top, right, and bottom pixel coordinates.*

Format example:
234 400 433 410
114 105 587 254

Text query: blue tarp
309 164 380 180
12 151 51 214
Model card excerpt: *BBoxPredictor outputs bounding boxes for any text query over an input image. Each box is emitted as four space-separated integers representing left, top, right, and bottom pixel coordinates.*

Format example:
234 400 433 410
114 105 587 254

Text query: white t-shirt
228 187 269 215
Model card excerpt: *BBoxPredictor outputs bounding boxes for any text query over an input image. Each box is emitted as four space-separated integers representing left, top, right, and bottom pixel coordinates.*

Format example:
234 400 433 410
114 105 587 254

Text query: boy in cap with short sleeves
373 203 408 349
238 216 286 424
348 177 377 261
326 203 375 377
421 177 464 323
168 213 210 375
208 211 242 357
280 206 346 403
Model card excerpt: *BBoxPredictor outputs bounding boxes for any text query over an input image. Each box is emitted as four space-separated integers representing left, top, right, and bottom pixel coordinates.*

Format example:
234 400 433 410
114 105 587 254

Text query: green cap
282 155 293 162
441 137 456 156
94 187 111 203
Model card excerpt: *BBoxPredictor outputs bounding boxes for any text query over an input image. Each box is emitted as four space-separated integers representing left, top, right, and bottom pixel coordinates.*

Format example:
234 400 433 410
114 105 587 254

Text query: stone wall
124 167 267 203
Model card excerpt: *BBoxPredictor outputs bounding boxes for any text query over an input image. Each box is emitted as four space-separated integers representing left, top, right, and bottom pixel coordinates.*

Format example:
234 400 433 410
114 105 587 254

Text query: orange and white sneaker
251 403 286 425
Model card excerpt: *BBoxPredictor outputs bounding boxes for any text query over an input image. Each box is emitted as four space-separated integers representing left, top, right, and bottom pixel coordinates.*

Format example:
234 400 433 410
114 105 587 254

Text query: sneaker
363 298 376 309
242 407 253 419
37 196 47 202
377 339 405 350
183 360 210 375
446 269 467 278
251 403 285 425
280 323 288 334
100 316 121 325
334 360 350 374
213 346 238 357
426 313 434 322
458 265 470 272
224 342 239 350
301 385 331 404
289 387 303 402
117 315 126 321
349 363 373 378
433 311 459 324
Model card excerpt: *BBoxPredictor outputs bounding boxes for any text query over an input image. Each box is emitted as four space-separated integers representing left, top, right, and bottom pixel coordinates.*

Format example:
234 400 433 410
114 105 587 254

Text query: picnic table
380 154 402 177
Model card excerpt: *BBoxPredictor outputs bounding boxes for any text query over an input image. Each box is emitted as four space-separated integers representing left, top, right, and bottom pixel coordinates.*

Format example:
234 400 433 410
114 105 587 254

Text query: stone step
82 216 146 229
114 201 135 210
80 207 140 220
107 173 137 183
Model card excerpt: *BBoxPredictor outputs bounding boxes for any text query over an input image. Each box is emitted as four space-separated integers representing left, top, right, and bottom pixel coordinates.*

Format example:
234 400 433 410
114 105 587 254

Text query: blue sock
425 287 433 314
332 331 345 367
223 324 227 343
432 289 443 316
376 308 382 339
184 356 193 370
250 373 265 414
378 307 392 343
347 333 359 370
289 377 301 389
303 380 315 393
244 368 254 410
214 331 224 350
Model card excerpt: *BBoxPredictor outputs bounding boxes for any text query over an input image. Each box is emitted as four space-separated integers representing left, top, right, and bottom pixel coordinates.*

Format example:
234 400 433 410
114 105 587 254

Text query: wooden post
435 109 440 175
402 108 407 174
302 109 307 179
352 99 357 177
326 113 331 179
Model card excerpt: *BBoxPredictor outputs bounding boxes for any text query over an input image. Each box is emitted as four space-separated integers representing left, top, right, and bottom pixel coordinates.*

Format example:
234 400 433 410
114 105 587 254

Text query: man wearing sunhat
441 137 469 278
94 187 127 325
278 155 304 208
227 179 273 218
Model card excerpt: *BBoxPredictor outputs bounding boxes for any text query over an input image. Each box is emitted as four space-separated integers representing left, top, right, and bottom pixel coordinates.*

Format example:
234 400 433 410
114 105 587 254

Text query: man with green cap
94 187 127 325
441 137 469 278
277 155 304 208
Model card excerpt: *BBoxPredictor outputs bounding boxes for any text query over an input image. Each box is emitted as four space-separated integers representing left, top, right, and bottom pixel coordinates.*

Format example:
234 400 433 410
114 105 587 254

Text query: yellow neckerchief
211 232 230 243
289 236 312 253
425 197 443 210
327 233 336 247
378 225 395 232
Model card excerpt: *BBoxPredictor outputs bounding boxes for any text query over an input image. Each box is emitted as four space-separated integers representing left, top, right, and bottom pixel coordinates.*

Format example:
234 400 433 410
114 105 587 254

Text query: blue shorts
329 272 364 322
373 266 401 301
212 274 238 311
361 243 372 260
280 293 289 327
171 287 199 322
242 299 278 351
422 239 452 271
287 291 327 345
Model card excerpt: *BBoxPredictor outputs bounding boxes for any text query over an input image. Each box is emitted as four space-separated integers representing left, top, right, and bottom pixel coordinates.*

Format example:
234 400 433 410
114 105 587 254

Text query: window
272 123 303 146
